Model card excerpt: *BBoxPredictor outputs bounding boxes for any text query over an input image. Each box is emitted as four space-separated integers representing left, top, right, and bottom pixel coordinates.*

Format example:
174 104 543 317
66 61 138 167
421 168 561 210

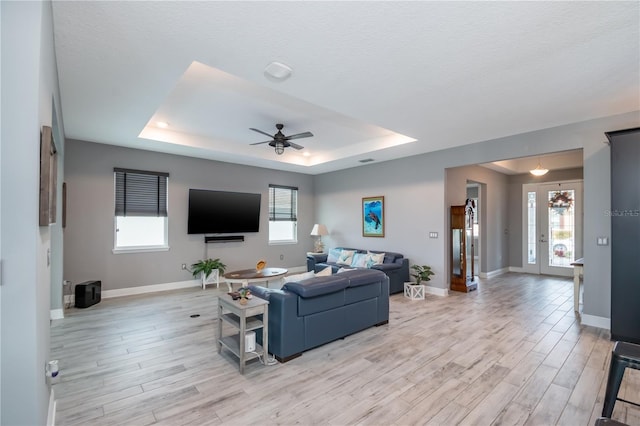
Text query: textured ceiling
51 1 639 174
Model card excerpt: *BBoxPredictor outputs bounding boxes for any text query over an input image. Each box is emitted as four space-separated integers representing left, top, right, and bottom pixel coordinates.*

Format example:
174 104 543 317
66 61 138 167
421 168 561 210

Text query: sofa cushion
283 275 348 298
379 252 401 263
351 252 367 268
283 271 315 283
366 251 385 267
342 268 386 287
315 266 332 277
337 250 355 266
327 248 342 263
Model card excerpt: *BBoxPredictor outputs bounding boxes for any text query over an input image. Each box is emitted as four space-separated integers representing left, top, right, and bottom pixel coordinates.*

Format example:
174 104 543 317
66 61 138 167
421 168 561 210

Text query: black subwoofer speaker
75 280 101 308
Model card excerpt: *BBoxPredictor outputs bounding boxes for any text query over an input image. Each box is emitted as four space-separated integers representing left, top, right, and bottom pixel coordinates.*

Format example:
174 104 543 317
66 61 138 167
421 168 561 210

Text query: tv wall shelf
205 235 244 243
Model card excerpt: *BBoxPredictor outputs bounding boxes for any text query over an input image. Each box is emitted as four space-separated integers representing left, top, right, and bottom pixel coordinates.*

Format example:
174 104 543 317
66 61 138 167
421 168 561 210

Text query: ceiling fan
249 123 313 155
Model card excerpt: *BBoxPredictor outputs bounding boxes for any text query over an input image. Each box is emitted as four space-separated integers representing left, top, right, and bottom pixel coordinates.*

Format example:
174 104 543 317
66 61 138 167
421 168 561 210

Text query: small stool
602 341 640 418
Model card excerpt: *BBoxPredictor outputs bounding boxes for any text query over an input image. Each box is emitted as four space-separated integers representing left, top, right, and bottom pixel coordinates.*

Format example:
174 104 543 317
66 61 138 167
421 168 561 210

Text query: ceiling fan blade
249 128 275 138
284 131 313 140
288 142 305 150
249 140 272 146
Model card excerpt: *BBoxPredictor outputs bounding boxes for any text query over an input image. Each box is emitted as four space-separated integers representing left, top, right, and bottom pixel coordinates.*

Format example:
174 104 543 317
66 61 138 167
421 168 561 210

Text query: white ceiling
480 149 584 175
51 1 639 175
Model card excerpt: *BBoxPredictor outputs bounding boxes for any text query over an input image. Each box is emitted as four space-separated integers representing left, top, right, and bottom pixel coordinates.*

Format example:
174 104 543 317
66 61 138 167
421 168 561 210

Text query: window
114 168 169 252
269 184 297 244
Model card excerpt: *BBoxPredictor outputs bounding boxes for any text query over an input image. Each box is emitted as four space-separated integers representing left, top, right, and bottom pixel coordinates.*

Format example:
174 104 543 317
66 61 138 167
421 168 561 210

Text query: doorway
522 180 583 276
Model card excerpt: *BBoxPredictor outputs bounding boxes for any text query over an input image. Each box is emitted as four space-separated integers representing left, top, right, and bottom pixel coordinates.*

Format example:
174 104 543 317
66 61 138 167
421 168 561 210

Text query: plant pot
201 269 220 289
404 282 425 300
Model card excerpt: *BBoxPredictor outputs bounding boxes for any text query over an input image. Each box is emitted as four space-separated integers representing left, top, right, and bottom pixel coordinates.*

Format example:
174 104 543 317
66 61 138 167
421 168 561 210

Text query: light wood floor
51 273 640 426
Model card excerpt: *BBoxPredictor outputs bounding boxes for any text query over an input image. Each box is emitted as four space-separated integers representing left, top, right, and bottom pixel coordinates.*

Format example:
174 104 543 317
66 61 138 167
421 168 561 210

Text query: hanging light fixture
529 158 549 176
274 141 285 155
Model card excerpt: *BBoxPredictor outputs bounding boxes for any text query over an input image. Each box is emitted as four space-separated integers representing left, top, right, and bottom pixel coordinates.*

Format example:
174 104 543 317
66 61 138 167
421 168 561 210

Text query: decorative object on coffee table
191 258 227 290
256 259 266 271
238 287 252 305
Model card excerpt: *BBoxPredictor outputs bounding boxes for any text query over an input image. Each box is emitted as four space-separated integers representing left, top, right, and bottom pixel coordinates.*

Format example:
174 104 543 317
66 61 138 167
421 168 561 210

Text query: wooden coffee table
223 267 288 291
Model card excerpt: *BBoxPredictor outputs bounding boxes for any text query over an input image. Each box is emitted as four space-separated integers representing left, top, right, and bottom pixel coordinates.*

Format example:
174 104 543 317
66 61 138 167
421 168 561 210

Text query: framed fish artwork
362 196 384 237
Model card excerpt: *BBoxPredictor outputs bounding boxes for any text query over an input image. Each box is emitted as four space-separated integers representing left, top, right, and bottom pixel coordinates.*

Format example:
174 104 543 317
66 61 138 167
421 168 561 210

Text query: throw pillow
337 249 356 266
315 266 332 277
327 248 342 263
351 252 367 268
366 251 385 268
283 270 315 283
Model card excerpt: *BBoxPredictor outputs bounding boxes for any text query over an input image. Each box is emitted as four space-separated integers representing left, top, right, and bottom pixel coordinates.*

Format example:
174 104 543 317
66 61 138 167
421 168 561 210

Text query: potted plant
404 264 435 300
410 264 434 285
191 258 227 289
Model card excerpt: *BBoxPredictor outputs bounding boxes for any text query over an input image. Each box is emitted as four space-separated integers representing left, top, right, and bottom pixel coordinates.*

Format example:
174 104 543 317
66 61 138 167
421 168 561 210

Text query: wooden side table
217 294 268 374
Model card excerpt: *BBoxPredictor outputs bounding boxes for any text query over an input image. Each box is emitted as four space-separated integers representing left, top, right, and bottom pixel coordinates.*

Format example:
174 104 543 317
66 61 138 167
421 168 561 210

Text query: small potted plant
237 287 251 305
404 264 435 300
191 258 226 289
410 265 434 285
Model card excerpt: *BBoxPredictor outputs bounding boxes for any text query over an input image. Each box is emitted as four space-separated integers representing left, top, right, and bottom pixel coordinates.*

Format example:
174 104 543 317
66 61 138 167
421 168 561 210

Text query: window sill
268 240 298 246
112 246 170 254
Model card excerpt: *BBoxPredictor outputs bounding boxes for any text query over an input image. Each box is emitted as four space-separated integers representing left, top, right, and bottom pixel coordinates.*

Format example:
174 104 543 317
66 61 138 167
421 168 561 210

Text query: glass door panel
523 181 582 276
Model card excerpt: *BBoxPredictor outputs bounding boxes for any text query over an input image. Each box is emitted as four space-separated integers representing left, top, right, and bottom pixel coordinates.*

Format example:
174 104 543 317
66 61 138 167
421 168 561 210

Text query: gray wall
64 140 315 291
507 167 584 268
446 165 509 274
1 1 64 424
316 111 639 321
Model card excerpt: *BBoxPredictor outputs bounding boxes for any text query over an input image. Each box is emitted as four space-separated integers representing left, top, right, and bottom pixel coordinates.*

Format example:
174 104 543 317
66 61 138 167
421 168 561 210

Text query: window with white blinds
113 168 169 252
268 184 298 243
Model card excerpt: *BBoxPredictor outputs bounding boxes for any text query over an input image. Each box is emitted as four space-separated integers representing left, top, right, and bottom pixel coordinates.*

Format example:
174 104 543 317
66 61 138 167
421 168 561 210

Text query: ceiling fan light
529 164 549 176
274 141 285 155
264 62 292 81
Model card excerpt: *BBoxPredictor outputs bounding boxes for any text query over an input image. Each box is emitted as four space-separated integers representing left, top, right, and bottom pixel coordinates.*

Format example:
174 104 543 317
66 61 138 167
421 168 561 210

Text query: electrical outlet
181 263 187 270
280 254 284 260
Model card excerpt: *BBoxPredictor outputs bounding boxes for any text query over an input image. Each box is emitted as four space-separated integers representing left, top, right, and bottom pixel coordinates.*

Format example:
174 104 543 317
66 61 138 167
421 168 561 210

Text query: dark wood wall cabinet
606 127 640 344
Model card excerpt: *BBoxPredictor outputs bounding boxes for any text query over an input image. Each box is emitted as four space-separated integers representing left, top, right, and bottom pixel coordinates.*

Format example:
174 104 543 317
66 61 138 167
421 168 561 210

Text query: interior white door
522 181 583 276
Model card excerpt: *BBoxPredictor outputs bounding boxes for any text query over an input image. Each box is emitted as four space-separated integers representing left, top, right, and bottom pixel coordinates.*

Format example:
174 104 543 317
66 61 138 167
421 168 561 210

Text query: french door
522 181 583 276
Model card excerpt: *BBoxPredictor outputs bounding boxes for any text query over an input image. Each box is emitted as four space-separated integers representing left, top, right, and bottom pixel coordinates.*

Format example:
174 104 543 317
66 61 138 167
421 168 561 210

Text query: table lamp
310 224 329 253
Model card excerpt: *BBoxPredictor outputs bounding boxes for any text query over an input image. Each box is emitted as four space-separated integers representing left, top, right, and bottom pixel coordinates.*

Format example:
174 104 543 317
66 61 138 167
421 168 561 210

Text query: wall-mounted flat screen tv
188 189 261 234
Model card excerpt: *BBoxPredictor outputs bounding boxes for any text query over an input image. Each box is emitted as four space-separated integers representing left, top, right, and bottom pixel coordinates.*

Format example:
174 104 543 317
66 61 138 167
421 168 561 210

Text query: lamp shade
310 224 328 236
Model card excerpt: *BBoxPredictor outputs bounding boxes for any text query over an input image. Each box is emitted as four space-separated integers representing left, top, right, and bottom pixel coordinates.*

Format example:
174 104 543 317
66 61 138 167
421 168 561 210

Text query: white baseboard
581 314 610 330
509 266 526 273
479 267 509 279
102 279 201 299
425 285 449 297
47 389 56 426
50 309 64 320
66 266 309 303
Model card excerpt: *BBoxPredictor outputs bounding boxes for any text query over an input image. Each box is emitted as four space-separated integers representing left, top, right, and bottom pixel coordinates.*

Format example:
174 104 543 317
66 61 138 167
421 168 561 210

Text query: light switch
429 232 438 239
597 237 609 246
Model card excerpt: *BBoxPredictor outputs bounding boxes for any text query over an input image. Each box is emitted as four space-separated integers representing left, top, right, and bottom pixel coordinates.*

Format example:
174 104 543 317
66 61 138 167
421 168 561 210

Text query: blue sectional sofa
306 247 409 294
249 268 389 362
